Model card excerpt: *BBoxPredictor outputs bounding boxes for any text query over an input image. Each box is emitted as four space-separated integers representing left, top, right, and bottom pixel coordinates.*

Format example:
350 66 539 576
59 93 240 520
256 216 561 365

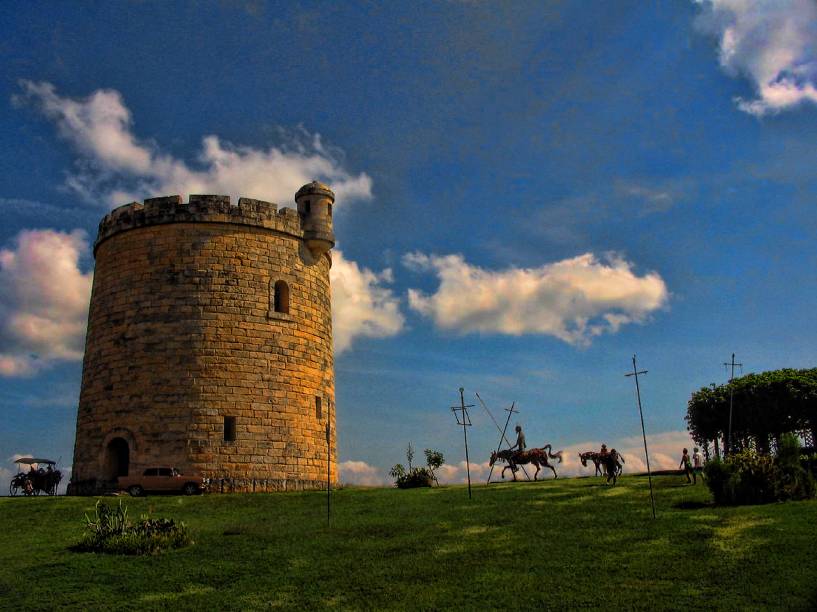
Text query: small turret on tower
295 181 335 257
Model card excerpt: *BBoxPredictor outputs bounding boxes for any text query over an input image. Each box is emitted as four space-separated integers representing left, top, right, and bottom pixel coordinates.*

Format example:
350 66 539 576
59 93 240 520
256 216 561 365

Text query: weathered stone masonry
70 182 337 493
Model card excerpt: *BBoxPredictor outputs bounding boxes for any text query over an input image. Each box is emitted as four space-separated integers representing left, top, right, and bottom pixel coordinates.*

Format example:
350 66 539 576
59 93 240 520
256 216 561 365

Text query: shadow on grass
674 500 714 510
222 528 244 536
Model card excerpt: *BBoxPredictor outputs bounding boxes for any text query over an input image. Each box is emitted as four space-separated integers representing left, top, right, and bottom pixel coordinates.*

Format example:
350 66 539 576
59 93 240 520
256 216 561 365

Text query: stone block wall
71 193 336 493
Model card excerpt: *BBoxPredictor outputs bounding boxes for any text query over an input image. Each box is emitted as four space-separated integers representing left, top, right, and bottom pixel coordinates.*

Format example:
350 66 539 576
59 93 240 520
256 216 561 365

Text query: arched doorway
105 438 130 480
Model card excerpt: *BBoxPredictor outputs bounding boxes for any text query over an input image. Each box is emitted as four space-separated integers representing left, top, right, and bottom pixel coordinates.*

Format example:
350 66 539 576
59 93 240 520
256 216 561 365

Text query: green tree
686 368 817 455
424 449 444 485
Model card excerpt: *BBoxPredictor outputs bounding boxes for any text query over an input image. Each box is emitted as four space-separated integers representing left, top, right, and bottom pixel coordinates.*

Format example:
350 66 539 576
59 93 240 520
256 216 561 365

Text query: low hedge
705 435 816 505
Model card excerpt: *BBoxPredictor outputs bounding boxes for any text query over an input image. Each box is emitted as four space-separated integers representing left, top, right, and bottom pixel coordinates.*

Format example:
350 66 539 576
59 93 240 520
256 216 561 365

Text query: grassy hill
1 475 815 610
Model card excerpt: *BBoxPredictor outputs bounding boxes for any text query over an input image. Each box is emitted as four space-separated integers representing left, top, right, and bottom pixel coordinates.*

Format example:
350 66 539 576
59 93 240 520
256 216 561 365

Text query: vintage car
118 467 205 496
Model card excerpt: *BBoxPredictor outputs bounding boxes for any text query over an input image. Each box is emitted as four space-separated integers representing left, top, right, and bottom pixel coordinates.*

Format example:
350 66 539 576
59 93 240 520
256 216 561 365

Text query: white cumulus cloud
331 249 404 354
339 431 698 488
436 460 491 485
0 230 93 376
404 252 668 346
15 80 373 207
12 81 400 359
0 234 401 377
560 430 696 478
339 460 388 486
694 0 817 115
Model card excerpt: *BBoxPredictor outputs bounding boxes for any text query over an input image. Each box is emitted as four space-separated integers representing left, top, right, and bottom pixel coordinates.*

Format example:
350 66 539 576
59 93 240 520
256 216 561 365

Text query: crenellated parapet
94 194 303 255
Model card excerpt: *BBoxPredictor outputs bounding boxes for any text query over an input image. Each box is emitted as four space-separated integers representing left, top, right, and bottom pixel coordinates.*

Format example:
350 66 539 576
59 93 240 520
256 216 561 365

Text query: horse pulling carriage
8 458 62 496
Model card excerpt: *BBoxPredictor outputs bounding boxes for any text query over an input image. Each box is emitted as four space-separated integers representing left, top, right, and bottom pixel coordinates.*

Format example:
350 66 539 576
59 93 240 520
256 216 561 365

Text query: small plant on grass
776 433 816 500
74 500 192 555
424 449 444 485
704 435 815 505
389 446 444 488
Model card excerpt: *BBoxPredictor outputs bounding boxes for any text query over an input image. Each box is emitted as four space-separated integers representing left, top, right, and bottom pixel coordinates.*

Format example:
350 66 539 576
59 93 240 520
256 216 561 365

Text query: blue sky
2 1 816 487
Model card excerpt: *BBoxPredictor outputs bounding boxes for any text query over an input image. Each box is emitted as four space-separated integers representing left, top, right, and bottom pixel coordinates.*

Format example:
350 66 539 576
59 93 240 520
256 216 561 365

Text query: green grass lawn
1 475 816 610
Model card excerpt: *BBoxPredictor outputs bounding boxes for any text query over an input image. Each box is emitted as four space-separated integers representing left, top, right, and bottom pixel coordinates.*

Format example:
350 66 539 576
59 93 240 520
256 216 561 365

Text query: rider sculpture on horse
489 426 564 481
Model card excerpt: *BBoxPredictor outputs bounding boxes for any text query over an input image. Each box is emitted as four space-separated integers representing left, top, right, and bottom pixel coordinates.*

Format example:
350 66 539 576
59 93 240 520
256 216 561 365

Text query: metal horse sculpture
579 450 625 479
579 451 605 476
489 444 564 481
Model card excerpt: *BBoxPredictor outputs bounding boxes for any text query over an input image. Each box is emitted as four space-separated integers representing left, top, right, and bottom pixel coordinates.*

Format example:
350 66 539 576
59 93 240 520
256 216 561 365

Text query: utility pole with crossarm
626 355 656 519
451 387 474 499
723 353 743 456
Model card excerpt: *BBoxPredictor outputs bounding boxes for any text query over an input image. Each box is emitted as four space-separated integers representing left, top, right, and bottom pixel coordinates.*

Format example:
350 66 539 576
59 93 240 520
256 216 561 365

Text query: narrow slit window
304 199 311 214
273 280 290 314
315 396 322 420
224 416 236 442
327 203 332 218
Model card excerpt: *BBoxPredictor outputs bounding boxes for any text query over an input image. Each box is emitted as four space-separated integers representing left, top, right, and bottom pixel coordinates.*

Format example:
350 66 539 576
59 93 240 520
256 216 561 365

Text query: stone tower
70 182 336 493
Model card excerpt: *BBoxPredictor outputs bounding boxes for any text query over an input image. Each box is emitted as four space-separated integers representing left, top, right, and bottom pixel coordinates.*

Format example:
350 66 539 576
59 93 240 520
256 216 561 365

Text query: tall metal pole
708 383 717 462
460 388 472 499
723 353 742 456
626 355 656 519
488 400 516 484
450 388 475 497
476 394 530 483
326 400 331 524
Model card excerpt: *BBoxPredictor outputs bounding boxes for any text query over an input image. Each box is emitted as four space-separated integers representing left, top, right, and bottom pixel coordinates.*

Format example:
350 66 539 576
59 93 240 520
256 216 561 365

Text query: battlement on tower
94 195 303 254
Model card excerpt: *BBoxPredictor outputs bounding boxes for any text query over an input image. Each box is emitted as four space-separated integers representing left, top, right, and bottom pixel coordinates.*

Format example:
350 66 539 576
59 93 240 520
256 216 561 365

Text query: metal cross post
476 393 531 483
326 400 332 525
451 387 474 499
626 354 656 519
723 353 742 457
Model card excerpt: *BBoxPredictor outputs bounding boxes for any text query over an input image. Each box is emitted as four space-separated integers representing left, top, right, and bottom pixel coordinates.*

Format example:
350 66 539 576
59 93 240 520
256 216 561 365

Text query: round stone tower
70 182 336 493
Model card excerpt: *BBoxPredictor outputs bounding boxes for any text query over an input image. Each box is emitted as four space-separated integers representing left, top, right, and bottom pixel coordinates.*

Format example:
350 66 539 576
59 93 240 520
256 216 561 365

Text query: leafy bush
424 449 444 476
801 452 817 480
776 434 816 501
389 446 444 488
74 500 192 555
394 468 435 489
703 460 733 505
705 437 816 505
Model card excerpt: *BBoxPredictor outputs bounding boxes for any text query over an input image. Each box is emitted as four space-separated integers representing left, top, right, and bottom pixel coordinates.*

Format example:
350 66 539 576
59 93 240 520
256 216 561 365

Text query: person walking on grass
680 447 694 484
692 447 704 483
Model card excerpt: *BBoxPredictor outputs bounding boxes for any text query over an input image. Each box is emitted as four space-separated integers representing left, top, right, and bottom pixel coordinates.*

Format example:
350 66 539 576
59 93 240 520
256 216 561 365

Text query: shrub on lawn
777 434 817 501
74 500 192 555
389 445 444 488
389 465 435 488
801 451 817 479
705 435 815 505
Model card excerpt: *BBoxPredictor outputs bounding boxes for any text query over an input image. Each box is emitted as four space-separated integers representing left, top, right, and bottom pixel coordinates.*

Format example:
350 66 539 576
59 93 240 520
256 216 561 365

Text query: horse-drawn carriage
8 458 62 496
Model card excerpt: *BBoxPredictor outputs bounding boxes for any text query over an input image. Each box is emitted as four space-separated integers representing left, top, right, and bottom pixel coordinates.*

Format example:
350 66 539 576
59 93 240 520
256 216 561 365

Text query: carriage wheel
9 482 18 497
